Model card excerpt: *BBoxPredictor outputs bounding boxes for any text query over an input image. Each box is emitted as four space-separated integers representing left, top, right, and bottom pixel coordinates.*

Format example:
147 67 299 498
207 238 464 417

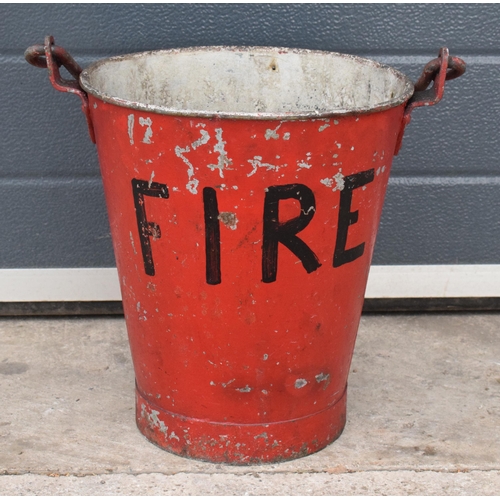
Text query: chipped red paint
25 38 465 464
89 104 403 464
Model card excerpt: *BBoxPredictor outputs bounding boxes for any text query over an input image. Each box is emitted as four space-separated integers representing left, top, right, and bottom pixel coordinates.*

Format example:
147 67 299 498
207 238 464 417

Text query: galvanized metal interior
80 47 413 118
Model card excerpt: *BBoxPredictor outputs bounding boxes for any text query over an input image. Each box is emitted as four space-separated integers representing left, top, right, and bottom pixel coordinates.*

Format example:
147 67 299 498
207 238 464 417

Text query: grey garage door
1 4 499 304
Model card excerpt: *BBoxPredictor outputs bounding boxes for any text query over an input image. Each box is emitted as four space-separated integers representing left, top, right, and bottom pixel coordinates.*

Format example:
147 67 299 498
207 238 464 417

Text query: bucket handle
394 47 466 155
25 36 96 143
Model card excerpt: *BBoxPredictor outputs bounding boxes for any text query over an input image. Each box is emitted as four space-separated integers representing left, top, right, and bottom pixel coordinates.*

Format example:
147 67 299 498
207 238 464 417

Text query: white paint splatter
221 378 236 388
139 117 153 144
247 156 287 177
335 173 345 189
295 379 308 389
191 129 210 150
318 121 330 132
254 432 268 440
127 114 134 145
141 405 168 435
236 385 252 393
297 161 311 170
148 170 155 188
320 169 345 191
129 231 137 255
265 124 281 140
175 145 199 194
334 120 339 125
175 129 212 195
315 373 330 383
208 128 233 178
302 206 316 215
283 132 291 140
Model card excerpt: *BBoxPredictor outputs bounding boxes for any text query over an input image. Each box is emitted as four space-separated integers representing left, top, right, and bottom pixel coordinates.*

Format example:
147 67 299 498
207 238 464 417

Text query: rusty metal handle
25 35 95 143
407 48 466 110
394 47 466 155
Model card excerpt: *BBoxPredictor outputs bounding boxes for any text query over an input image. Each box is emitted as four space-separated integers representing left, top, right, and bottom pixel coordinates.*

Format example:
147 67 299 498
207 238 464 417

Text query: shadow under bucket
26 37 465 464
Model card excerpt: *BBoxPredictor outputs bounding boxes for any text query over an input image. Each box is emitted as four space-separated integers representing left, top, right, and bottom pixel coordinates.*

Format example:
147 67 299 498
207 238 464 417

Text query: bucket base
135 386 347 464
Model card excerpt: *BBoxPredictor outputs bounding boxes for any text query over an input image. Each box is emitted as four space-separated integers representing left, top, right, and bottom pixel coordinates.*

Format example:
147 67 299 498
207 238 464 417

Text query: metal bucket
26 36 465 464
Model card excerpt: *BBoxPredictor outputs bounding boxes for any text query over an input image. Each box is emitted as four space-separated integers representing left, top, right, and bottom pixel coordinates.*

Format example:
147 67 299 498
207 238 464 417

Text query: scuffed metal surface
136 388 347 465
79 46 414 119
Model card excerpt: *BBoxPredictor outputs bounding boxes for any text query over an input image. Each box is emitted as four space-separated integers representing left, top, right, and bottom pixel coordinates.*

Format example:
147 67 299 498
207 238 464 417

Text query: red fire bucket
26 37 465 464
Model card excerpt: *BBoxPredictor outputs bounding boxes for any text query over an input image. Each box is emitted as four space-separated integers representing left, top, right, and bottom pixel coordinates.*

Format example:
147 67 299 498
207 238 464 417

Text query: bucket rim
80 45 415 120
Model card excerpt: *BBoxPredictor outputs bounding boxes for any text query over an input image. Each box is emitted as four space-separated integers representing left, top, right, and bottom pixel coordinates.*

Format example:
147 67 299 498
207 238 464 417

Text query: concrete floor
1 313 499 495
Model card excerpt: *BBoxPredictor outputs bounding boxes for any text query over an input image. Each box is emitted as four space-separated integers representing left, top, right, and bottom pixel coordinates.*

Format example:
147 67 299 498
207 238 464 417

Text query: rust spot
147 224 161 240
218 212 238 230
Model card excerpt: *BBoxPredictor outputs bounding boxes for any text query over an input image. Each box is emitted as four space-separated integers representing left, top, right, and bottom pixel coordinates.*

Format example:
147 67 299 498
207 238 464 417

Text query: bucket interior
81 47 413 118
